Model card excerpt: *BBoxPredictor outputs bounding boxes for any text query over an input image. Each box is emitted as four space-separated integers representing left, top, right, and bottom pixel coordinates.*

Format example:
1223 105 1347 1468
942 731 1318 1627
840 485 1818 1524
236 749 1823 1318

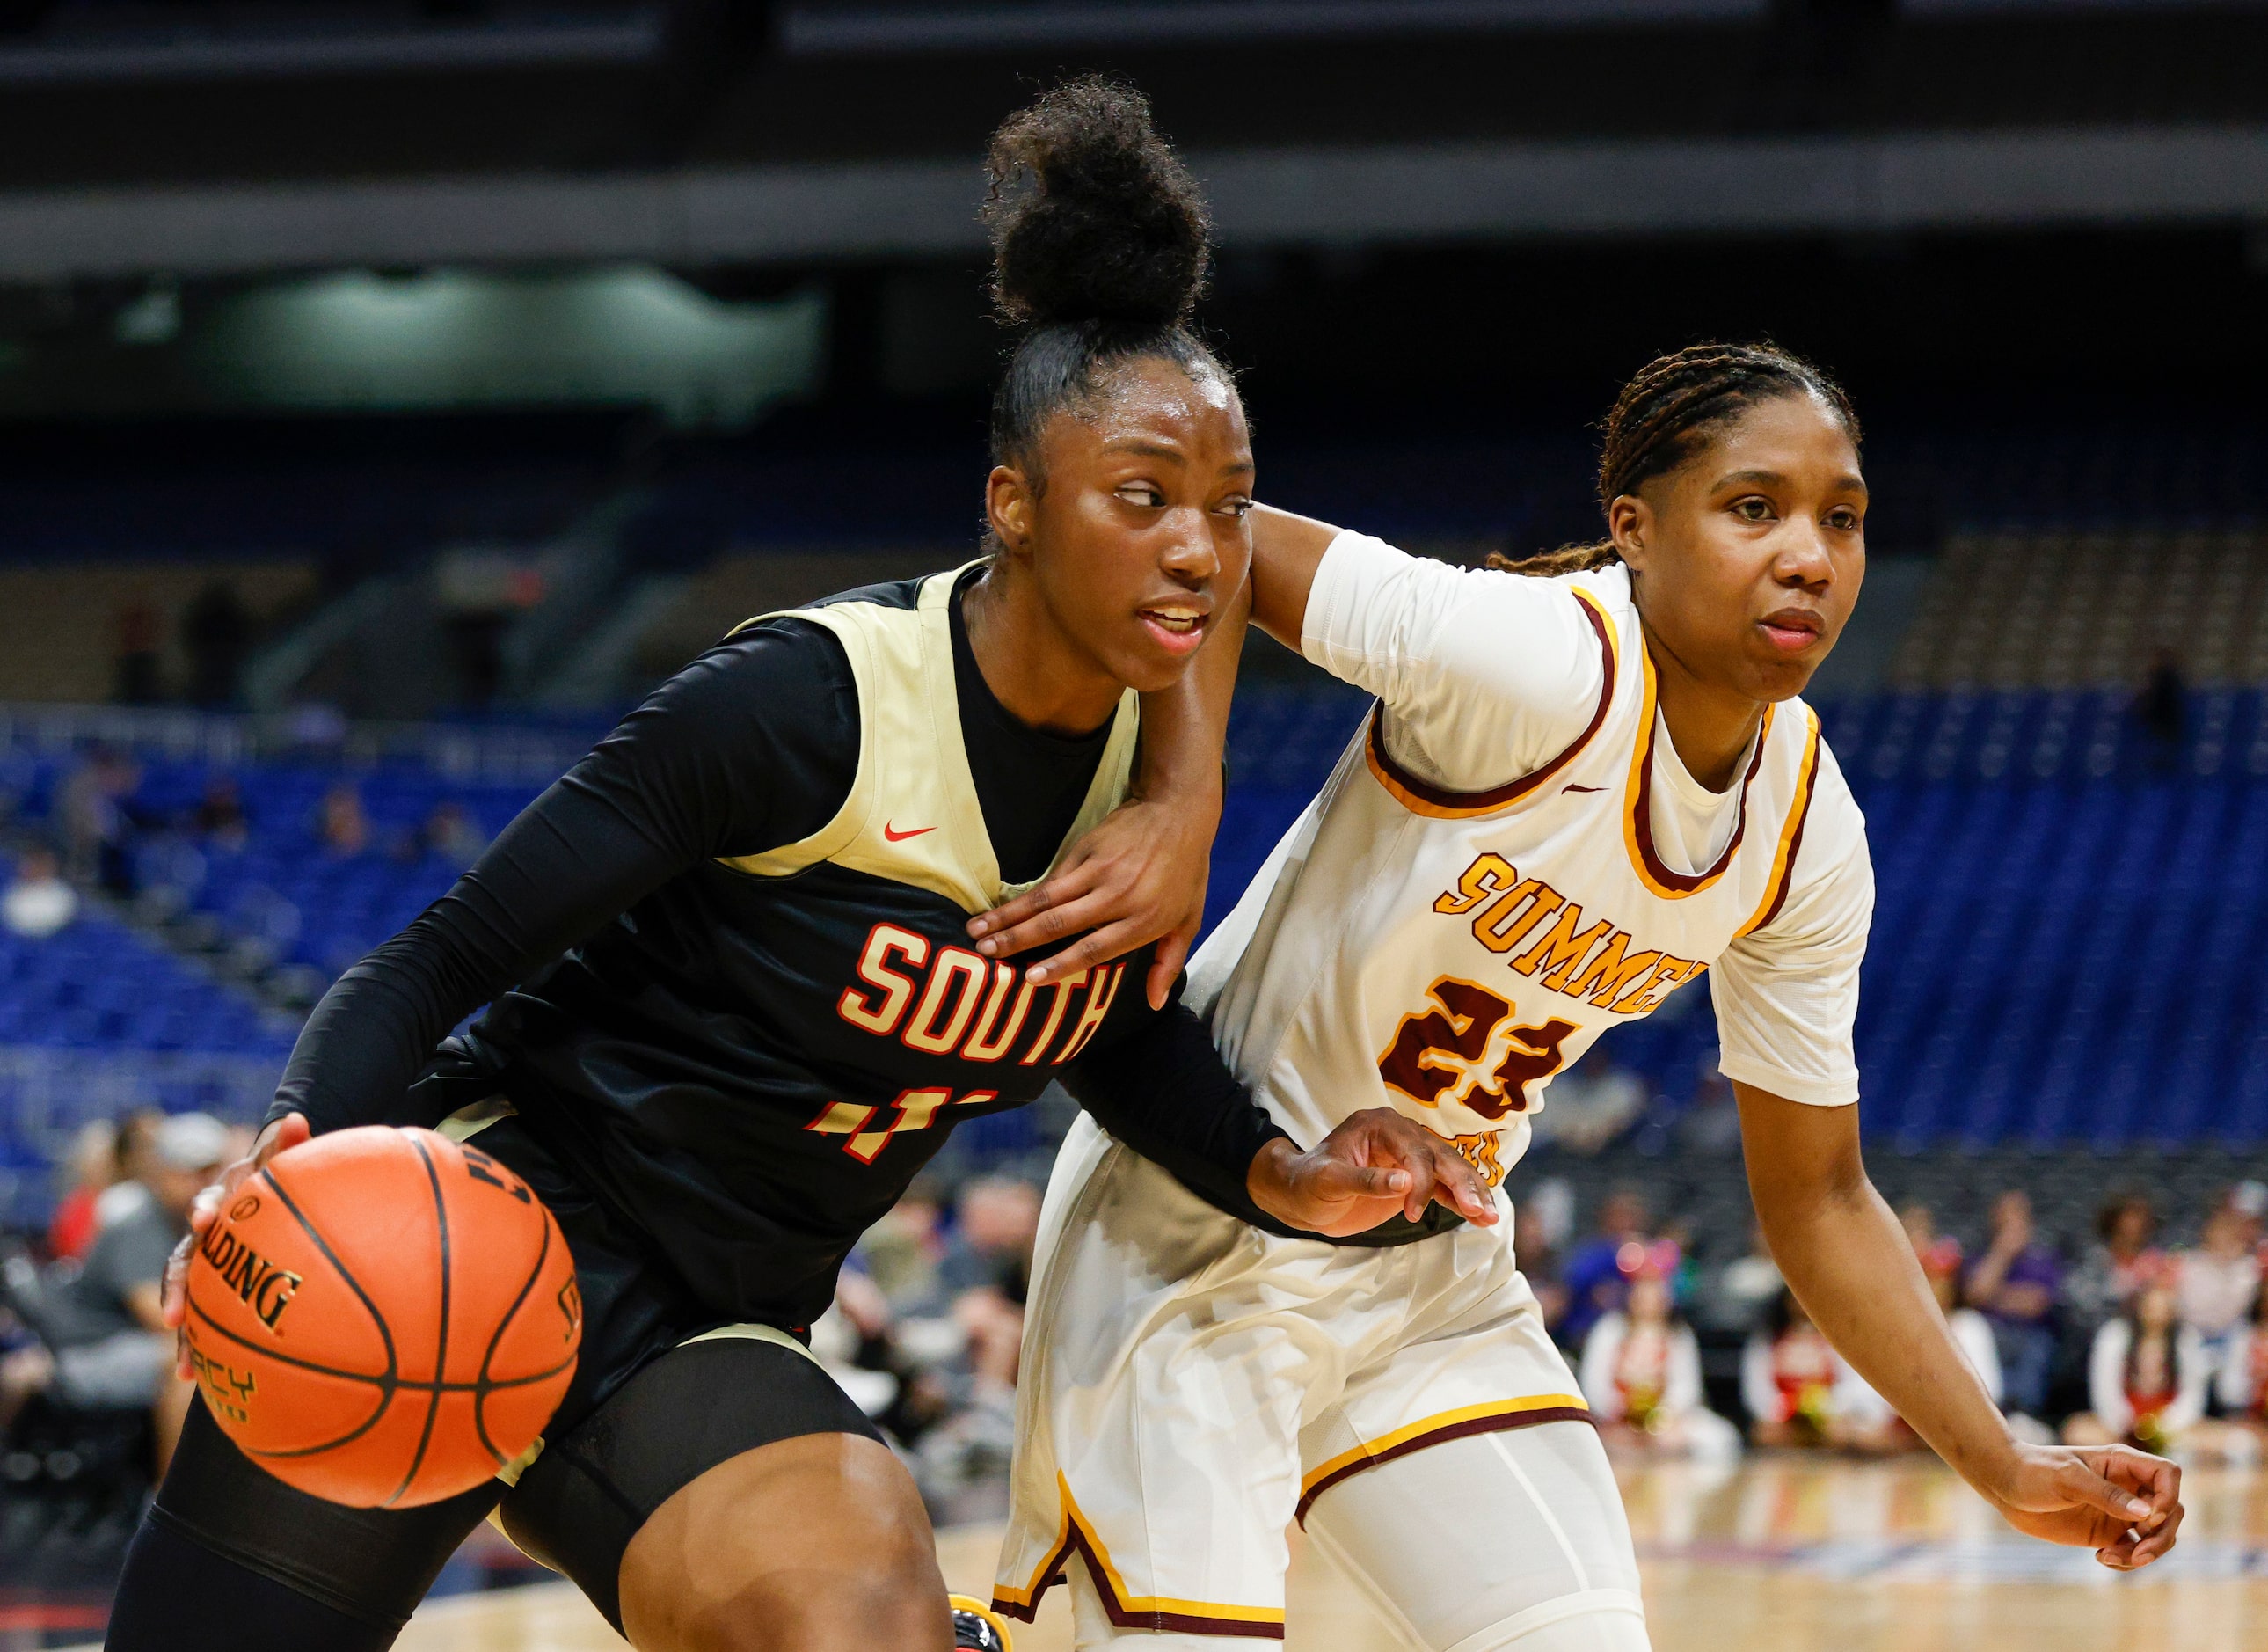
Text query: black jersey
272 565 1286 1330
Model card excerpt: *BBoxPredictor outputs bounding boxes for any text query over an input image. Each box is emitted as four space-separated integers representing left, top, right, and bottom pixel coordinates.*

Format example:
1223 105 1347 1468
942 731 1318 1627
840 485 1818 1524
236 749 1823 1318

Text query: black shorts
143 1116 882 1635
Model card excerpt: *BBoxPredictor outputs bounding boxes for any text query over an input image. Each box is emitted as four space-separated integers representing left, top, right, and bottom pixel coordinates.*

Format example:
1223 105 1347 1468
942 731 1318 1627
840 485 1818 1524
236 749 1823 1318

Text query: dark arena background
0 3 2264 1647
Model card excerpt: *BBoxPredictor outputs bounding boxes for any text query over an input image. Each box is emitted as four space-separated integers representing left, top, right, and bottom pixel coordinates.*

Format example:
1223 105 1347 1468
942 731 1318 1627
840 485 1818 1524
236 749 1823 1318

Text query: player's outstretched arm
1737 1082 2183 1569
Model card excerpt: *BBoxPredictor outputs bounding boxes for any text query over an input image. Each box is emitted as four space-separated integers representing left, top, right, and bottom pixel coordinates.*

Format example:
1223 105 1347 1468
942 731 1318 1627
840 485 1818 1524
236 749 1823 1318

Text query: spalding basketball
184 1125 582 1509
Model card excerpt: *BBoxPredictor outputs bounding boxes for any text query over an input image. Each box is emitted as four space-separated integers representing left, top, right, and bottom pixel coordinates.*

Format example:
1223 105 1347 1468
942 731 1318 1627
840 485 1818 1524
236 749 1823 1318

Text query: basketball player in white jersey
977 344 2184 1649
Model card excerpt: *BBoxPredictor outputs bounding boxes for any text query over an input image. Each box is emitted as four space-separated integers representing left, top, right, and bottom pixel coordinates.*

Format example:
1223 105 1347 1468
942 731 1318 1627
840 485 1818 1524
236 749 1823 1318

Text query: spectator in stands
46 1120 121 1263
1696 1221 1783 1341
1558 1186 1652 1349
1528 1052 1645 1154
1513 1205 1568 1334
2 845 77 939
2214 1283 2268 1442
2065 1191 2164 1343
98 1109 164 1232
0 1112 229 1475
58 744 142 897
113 600 163 705
2175 1194 2260 1391
1742 1289 1900 1453
183 579 252 709
1674 1056 1742 1158
860 1175 949 1315
2060 1275 2250 1461
1900 1202 1964 1299
1964 1189 2061 1428
936 1175 1041 1306
397 800 487 869
189 776 250 853
1579 1268 1739 1460
316 783 369 858
2136 644 2186 769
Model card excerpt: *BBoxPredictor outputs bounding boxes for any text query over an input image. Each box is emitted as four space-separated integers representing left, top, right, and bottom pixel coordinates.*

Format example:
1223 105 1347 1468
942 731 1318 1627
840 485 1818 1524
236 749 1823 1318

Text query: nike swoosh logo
1562 785 1606 794
883 822 936 842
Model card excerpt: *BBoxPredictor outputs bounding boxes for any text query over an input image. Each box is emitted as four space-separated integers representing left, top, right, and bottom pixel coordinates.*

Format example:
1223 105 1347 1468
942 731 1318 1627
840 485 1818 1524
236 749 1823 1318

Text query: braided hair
981 77 1234 501
1499 343 1860 576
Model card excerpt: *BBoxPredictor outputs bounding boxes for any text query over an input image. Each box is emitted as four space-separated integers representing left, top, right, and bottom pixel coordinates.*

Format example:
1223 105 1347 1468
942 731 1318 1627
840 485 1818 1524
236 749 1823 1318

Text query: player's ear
986 464 1037 552
1608 493 1651 571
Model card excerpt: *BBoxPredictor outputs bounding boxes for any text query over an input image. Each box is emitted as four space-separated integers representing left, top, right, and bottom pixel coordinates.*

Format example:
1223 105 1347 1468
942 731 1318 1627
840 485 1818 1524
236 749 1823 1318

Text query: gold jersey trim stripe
1294 1393 1593 1524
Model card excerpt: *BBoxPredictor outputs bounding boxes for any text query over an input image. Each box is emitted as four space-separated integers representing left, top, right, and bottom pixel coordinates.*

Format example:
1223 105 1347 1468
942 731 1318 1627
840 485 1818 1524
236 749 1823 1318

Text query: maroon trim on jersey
1627 682 1773 898
1363 585 1618 819
992 1522 1286 1639
1739 723 1823 937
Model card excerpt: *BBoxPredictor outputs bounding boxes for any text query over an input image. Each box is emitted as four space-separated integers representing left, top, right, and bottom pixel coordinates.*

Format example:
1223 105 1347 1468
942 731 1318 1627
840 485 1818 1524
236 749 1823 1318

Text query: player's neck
1645 634 1766 793
961 564 1123 737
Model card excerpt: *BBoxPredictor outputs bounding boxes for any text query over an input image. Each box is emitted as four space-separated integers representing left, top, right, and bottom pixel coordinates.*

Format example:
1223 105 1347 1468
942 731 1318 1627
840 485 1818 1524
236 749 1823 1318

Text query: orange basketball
183 1125 582 1509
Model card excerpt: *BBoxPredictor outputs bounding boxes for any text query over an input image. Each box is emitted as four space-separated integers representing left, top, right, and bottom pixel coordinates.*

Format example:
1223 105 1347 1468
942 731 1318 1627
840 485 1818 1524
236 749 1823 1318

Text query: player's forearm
1246 505 1339 648
1737 1082 2019 1494
1765 1177 2012 1476
1062 1000 1291 1217
1134 574 1246 808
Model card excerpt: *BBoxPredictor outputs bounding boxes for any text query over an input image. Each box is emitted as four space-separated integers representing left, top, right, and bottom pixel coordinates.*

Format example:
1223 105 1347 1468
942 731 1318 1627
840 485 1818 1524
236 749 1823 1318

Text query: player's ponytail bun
981 77 1232 479
984 77 1211 331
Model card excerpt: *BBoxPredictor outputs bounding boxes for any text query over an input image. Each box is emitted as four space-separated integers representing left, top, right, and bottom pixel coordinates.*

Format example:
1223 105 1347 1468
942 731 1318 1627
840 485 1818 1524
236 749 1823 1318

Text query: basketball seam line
388 1134 453 1508
183 1298 574 1395
226 1159 406 1462
474 1202 559 1470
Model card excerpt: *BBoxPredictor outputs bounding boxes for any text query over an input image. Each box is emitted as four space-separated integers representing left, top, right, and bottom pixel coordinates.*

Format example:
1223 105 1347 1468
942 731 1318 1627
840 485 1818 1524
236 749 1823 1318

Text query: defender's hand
164 1112 311 1379
1246 1108 1499 1239
1984 1441 2183 1570
967 789 1219 1010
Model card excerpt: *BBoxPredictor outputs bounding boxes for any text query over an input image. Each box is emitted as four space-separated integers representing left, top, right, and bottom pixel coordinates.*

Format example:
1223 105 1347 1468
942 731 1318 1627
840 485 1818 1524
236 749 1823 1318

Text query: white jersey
1190 532 1872 1187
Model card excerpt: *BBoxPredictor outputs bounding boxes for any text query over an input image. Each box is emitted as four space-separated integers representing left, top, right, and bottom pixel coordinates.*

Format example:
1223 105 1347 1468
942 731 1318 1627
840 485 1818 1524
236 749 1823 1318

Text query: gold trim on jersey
1293 1393 1593 1524
1622 640 1775 900
714 565 1141 914
1735 708 1823 939
1361 585 1621 820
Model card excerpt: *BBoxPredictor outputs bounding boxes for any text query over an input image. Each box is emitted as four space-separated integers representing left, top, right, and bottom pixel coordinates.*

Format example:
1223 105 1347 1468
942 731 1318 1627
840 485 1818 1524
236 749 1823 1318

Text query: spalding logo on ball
184 1125 581 1509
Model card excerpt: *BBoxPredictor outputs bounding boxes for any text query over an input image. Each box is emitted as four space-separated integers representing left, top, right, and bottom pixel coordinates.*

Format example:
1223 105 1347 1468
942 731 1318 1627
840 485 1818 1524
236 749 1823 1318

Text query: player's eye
1732 497 1776 523
1826 506 1862 532
1214 495 1253 519
1117 483 1165 508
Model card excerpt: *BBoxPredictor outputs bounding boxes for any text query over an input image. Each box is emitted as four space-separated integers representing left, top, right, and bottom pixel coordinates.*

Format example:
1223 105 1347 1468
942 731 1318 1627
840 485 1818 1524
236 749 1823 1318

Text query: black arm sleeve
1058 994 1294 1230
267 623 860 1136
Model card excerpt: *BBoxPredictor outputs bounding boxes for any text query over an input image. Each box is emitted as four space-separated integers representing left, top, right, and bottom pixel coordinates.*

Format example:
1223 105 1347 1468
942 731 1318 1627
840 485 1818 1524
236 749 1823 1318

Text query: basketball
182 1125 582 1509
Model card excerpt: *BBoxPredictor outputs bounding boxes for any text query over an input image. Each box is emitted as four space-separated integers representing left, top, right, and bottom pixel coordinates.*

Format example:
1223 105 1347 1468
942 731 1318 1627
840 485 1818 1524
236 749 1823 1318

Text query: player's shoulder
696 611 857 686
628 614 857 754
799 570 931 615
1415 541 1635 615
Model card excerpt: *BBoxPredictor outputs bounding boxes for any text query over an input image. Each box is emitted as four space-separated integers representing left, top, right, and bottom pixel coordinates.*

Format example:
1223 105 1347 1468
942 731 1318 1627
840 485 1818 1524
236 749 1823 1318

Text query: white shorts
996 1117 1645 1647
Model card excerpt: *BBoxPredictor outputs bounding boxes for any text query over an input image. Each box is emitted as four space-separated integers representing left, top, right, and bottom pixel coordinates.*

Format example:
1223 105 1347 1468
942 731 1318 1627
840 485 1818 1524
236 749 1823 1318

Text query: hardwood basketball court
271 1457 2264 1652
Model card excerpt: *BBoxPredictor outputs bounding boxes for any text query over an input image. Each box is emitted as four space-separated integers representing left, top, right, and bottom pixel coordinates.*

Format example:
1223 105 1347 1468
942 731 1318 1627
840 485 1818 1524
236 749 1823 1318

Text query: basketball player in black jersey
106 82 1492 1652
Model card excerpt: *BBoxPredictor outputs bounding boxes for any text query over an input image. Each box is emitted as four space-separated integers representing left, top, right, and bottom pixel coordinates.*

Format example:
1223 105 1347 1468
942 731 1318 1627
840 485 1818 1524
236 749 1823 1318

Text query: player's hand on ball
1984 1440 2183 1570
163 1110 311 1378
1247 1108 1499 1238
